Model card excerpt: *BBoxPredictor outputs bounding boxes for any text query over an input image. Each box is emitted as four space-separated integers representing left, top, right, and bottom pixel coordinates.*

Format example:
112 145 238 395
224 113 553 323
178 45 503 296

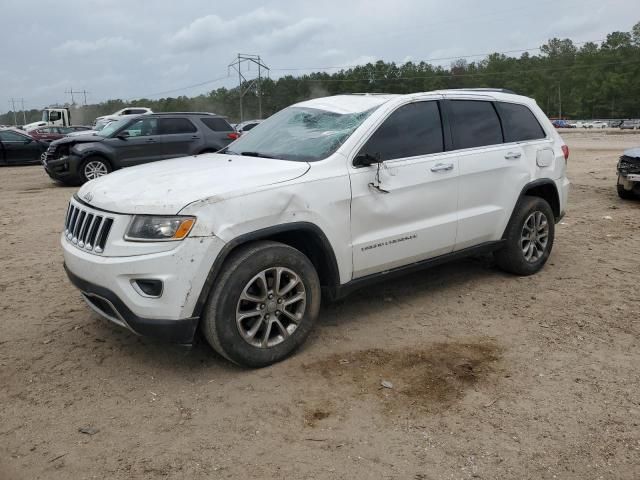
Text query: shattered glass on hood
224 106 378 162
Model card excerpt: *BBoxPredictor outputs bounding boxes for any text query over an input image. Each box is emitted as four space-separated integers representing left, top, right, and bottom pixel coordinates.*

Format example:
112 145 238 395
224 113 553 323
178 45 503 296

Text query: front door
106 117 164 167
349 100 459 278
0 130 42 164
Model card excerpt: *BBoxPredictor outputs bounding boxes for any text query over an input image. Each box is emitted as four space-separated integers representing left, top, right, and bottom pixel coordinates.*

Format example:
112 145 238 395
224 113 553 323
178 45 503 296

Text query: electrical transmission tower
65 88 90 106
228 54 269 122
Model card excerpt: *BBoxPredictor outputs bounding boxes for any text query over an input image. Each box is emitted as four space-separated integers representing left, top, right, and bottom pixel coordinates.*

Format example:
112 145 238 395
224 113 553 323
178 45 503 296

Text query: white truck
23 107 72 131
61 89 570 367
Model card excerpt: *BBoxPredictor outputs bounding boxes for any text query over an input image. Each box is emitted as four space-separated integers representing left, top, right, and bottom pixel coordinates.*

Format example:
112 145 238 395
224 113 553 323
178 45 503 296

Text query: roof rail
450 88 517 94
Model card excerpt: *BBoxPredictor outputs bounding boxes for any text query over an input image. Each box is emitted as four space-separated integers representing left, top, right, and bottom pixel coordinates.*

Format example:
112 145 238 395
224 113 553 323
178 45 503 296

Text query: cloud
54 36 136 55
256 17 329 54
168 8 287 52
167 8 327 54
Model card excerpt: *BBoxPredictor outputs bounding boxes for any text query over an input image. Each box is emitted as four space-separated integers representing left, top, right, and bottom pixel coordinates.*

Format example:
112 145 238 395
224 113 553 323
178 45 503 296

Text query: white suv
62 90 570 367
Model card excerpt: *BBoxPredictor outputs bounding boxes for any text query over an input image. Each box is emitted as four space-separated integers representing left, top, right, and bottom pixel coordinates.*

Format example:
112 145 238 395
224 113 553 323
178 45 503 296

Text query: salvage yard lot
1 131 639 479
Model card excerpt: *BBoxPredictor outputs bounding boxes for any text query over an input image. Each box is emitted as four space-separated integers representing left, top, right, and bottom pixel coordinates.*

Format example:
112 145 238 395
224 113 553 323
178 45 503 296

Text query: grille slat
63 201 113 254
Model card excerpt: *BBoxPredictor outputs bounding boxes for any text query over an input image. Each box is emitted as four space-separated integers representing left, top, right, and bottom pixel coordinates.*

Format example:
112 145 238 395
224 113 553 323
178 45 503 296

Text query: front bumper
65 265 199 343
62 231 226 343
43 153 82 182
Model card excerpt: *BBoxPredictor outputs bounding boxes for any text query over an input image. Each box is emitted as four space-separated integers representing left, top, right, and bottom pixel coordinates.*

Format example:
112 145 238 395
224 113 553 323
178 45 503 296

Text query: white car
62 90 570 367
94 107 152 125
590 121 607 129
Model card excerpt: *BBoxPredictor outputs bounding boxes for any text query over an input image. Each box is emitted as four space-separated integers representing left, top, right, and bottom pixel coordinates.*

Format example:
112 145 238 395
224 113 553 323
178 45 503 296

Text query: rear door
444 98 529 250
349 99 459 278
157 117 200 158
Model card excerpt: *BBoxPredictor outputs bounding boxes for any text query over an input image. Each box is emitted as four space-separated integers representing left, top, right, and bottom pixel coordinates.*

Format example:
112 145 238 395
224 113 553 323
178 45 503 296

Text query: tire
617 183 636 200
80 156 111 183
495 196 555 276
201 241 321 367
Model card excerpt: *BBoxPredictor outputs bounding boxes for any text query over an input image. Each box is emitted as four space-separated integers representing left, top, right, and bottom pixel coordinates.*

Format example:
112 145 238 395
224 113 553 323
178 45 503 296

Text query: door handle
146 139 156 143
430 163 454 172
504 152 522 160
191 135 200 139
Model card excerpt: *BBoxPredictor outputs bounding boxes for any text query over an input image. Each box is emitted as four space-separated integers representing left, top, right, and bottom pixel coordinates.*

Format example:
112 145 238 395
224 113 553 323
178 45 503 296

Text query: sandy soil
1 131 639 479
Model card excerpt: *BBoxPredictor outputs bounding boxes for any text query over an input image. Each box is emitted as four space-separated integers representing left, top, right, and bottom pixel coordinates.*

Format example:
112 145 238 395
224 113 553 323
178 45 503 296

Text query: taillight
227 132 239 140
561 145 569 161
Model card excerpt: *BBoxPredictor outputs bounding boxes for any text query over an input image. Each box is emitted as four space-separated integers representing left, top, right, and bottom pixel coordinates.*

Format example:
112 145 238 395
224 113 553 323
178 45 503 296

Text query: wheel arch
502 179 561 239
521 179 561 219
192 222 341 319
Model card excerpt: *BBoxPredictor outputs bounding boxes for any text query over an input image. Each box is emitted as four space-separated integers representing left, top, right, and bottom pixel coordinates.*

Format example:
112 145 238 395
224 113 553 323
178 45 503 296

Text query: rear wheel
80 157 111 183
201 241 321 367
495 196 555 276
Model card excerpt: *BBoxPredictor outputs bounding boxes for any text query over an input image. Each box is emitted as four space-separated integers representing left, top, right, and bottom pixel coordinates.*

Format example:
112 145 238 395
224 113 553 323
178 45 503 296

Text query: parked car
235 119 263 135
43 112 236 184
551 120 573 128
29 126 91 142
66 119 114 137
0 128 48 165
590 121 608 129
61 90 570 367
620 120 640 130
616 147 640 199
94 107 152 125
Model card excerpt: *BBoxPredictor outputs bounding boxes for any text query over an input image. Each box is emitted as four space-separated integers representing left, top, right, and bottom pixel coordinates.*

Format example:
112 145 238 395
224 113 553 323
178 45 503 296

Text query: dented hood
77 153 310 215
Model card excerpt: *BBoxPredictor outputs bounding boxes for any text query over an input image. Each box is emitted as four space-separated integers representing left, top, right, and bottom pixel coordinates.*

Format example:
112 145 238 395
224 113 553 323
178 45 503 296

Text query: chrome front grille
64 202 114 254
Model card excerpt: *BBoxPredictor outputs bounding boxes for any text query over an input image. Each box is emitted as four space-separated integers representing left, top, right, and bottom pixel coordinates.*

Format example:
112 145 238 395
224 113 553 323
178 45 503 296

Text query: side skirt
328 240 505 300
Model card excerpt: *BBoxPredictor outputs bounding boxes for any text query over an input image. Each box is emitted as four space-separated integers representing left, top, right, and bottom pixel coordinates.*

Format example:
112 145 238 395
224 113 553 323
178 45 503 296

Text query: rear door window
358 101 444 161
496 102 546 142
158 118 197 134
448 100 503 149
200 117 233 132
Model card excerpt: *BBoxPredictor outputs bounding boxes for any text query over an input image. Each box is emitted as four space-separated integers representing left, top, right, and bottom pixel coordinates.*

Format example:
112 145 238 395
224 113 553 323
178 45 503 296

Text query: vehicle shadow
82 253 502 374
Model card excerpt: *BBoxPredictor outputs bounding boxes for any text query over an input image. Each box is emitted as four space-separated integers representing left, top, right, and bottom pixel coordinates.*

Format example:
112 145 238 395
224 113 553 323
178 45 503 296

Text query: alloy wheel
520 211 549 262
235 267 306 348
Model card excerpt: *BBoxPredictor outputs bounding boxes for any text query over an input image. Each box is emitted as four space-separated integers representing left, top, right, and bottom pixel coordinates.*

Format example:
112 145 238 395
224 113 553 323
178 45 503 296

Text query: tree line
3 22 640 126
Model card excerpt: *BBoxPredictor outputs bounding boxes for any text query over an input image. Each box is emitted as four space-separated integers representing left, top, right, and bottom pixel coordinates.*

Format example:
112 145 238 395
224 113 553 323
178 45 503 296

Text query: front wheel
201 241 321 367
495 196 555 276
617 178 637 200
80 157 111 183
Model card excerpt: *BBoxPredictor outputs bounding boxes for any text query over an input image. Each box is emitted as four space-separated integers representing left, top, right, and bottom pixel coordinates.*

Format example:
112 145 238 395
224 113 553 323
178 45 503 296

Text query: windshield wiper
239 151 276 159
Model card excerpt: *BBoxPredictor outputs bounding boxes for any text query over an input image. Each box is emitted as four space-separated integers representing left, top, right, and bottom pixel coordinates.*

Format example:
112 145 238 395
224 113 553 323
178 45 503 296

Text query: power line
271 39 607 72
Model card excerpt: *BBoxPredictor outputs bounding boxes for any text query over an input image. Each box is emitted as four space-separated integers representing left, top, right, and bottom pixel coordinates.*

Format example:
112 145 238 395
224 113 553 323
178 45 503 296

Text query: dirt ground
1 131 639 479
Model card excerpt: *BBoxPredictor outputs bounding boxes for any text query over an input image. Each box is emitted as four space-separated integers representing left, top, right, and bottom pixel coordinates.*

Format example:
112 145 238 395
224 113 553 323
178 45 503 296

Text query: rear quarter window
448 100 503 149
200 117 233 132
497 102 546 142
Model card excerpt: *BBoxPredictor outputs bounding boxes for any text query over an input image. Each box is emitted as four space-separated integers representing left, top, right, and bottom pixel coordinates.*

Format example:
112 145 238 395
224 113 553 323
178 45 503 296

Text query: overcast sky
1 0 639 113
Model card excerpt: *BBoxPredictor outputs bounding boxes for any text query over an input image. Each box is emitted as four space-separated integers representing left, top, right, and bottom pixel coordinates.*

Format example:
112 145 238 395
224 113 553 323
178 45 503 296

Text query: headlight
125 215 196 242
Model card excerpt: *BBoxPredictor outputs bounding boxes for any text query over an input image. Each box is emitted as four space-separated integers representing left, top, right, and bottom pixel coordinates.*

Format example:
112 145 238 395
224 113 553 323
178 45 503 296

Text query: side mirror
24 138 33 144
116 131 130 140
353 152 381 167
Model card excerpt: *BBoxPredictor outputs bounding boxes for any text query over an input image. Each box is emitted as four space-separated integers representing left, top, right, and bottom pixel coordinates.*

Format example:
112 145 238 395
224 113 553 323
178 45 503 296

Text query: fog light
132 279 163 298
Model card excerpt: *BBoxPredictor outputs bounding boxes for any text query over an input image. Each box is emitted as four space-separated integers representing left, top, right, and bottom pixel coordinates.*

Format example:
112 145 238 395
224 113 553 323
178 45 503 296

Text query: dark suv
43 112 237 185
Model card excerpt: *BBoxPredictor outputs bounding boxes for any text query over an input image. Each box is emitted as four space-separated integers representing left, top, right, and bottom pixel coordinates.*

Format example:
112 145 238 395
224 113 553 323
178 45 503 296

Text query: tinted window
158 118 197 134
358 101 443 161
121 118 158 137
201 117 233 132
0 130 28 141
497 102 546 142
242 123 258 131
449 100 503 149
129 109 148 114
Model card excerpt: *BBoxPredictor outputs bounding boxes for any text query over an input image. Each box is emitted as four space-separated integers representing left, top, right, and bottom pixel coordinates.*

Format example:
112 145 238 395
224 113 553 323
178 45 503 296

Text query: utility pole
558 85 562 120
228 54 270 122
20 98 27 125
8 99 17 126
